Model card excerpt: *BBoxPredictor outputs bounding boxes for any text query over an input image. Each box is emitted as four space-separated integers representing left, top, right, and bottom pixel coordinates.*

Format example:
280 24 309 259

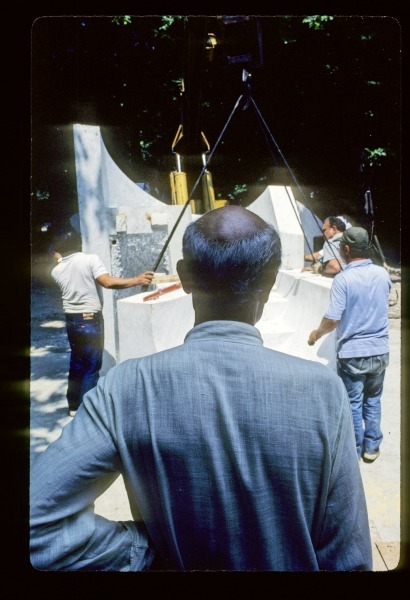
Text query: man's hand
308 330 318 346
302 263 323 274
135 271 155 286
311 262 323 274
322 258 341 277
97 271 154 289
307 317 339 346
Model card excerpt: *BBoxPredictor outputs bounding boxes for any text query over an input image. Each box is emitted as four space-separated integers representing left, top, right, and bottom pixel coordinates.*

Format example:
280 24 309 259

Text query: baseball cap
340 226 369 249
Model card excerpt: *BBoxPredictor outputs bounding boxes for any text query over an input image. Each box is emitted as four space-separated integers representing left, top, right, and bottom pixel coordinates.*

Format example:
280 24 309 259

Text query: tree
31 15 401 263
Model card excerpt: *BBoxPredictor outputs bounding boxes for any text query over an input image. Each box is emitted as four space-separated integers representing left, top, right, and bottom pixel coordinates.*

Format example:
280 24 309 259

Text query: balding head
178 206 282 312
198 205 270 243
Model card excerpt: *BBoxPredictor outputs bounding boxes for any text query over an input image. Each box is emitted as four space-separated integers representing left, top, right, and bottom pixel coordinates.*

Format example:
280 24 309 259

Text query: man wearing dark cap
308 227 392 462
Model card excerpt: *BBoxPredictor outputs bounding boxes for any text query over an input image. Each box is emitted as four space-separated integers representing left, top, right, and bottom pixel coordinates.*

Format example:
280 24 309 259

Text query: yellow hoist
169 125 228 214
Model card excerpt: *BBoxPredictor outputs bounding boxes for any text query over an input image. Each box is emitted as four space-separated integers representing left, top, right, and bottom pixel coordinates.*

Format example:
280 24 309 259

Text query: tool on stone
143 282 183 302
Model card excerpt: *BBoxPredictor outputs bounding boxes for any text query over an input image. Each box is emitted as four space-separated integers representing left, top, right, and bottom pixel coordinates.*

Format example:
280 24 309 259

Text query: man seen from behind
308 227 391 462
31 206 372 571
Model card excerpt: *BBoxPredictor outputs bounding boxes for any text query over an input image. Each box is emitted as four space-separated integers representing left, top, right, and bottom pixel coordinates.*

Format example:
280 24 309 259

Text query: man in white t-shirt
51 229 154 416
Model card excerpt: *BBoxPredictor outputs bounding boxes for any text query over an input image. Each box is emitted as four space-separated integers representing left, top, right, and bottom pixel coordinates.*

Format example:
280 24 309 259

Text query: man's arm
96 271 154 289
316 380 373 570
322 258 342 277
304 250 322 262
30 381 155 571
302 250 323 272
308 317 338 346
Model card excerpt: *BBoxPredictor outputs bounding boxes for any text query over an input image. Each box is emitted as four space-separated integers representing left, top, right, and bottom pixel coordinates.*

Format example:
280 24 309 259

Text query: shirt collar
184 320 264 346
60 252 81 262
344 258 373 270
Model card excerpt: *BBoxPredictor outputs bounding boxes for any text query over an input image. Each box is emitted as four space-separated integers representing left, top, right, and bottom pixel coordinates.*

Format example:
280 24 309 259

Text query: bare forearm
322 259 341 276
97 272 154 289
304 251 321 262
308 317 338 346
103 276 144 289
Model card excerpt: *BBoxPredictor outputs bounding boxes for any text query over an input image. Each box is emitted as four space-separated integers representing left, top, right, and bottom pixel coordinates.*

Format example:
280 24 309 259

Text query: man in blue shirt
31 207 372 571
308 227 391 462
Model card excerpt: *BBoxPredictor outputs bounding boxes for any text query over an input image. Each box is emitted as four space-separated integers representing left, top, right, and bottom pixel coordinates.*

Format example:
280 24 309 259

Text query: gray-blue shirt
30 320 372 571
325 259 391 358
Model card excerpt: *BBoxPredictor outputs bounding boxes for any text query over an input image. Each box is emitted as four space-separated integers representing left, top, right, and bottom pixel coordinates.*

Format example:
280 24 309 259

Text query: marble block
266 269 337 369
117 286 195 362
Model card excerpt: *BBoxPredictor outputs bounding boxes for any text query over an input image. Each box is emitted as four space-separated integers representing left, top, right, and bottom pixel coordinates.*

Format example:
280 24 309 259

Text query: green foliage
302 16 334 30
139 130 164 161
35 190 50 201
112 16 132 26
227 184 248 201
30 15 400 248
171 78 184 99
363 147 387 167
159 16 176 31
155 15 186 36
139 139 154 161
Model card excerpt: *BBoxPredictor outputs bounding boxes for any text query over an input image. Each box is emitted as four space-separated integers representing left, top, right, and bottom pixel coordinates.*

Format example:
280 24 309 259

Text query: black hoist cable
249 95 342 269
144 81 343 291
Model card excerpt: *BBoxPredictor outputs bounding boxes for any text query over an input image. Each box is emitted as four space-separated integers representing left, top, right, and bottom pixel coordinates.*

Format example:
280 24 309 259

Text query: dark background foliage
1 11 406 582
31 15 401 265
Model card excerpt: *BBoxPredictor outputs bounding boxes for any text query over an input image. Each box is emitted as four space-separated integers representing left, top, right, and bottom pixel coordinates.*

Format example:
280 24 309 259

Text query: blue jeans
65 312 104 412
337 353 389 458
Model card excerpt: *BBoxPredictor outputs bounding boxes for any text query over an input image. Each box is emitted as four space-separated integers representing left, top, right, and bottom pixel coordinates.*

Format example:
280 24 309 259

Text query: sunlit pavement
30 276 403 571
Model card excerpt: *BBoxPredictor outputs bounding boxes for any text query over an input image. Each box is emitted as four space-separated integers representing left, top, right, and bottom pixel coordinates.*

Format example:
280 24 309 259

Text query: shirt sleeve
322 238 340 264
30 379 155 572
324 274 346 320
89 254 110 279
316 380 373 570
